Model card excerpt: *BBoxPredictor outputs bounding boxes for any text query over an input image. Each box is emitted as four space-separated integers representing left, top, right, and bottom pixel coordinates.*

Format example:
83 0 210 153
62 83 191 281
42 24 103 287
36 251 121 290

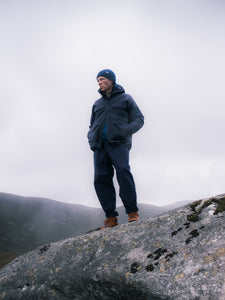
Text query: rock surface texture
0 194 225 299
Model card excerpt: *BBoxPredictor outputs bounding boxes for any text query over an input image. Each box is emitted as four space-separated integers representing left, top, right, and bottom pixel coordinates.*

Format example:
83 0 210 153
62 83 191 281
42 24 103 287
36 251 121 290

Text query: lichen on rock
0 194 225 299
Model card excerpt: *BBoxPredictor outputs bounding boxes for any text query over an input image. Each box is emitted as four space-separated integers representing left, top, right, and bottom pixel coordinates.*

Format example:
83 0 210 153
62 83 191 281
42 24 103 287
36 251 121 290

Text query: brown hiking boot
128 212 140 222
101 217 118 229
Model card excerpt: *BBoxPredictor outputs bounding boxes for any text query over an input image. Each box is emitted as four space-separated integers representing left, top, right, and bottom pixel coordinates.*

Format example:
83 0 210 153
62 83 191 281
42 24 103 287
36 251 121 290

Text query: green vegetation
188 196 225 223
212 197 225 214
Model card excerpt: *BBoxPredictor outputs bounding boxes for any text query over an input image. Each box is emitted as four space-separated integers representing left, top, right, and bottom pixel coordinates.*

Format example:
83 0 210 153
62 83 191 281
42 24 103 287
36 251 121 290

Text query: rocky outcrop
0 194 225 299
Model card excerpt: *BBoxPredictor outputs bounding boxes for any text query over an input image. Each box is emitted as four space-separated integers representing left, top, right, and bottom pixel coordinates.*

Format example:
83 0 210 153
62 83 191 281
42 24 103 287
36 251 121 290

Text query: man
88 69 144 229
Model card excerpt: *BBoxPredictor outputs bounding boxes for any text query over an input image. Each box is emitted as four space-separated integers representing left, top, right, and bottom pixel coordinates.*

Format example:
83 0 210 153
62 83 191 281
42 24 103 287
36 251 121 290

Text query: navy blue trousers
94 143 138 218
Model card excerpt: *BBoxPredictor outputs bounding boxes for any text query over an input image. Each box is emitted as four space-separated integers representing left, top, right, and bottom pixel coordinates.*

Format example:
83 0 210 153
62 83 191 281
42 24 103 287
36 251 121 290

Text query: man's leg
105 143 138 215
94 147 118 218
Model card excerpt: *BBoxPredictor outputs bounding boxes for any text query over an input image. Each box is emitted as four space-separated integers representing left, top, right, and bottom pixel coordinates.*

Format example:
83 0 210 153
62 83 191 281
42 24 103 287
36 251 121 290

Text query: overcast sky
0 0 224 208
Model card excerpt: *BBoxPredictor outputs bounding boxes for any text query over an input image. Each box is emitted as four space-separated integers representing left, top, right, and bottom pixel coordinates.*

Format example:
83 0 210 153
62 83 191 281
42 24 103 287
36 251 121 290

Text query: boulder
0 194 225 299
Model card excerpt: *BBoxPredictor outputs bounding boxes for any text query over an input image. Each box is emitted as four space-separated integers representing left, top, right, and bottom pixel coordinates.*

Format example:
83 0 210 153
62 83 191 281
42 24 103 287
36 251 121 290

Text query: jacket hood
98 84 125 97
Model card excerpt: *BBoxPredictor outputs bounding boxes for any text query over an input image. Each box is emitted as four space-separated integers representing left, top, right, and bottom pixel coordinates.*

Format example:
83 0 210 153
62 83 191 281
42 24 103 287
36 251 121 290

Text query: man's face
97 76 113 93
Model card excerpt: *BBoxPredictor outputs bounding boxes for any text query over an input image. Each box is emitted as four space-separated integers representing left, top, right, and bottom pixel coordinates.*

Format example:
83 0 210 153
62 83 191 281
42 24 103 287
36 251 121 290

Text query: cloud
0 0 224 207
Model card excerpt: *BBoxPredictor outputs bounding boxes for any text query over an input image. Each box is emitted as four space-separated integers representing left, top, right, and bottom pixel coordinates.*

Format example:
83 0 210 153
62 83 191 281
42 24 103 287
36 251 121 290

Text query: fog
0 0 224 207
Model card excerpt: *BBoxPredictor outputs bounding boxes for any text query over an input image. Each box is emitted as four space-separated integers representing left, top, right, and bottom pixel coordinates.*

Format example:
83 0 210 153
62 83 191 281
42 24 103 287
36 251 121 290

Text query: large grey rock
0 194 225 299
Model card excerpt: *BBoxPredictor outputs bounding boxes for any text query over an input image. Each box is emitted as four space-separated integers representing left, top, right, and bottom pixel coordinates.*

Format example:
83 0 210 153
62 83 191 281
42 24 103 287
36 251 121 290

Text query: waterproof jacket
88 84 144 151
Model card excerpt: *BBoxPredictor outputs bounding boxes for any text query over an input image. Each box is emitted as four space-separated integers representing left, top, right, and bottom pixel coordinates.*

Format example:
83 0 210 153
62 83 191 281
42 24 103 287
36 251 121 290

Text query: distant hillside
0 193 102 255
0 192 191 256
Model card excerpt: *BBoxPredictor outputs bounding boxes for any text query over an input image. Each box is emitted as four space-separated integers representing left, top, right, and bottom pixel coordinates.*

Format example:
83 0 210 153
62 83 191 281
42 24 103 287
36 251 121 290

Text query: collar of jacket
98 84 125 98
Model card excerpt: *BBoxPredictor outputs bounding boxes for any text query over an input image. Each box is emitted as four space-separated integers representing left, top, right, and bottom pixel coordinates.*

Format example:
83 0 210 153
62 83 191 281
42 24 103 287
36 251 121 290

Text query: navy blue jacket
88 84 144 151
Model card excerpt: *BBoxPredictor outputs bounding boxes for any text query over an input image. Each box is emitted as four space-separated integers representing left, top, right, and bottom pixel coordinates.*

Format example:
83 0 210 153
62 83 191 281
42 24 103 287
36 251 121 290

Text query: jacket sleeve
127 96 144 135
88 106 95 129
87 106 96 150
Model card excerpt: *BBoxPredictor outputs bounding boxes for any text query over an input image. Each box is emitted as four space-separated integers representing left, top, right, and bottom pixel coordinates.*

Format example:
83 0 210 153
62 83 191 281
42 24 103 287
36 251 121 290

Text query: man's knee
117 164 130 174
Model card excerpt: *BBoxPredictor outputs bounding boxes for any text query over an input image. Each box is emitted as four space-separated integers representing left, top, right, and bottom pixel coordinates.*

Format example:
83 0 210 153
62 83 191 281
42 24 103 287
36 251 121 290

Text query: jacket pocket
110 123 129 140
88 123 100 148
110 102 128 119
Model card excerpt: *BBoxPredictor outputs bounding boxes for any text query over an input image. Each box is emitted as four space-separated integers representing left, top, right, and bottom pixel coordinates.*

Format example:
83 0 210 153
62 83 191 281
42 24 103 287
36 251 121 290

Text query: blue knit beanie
96 69 116 83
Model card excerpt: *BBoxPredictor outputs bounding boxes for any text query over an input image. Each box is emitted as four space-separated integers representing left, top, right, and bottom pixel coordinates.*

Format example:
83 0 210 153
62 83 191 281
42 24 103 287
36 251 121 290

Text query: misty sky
1 0 225 208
